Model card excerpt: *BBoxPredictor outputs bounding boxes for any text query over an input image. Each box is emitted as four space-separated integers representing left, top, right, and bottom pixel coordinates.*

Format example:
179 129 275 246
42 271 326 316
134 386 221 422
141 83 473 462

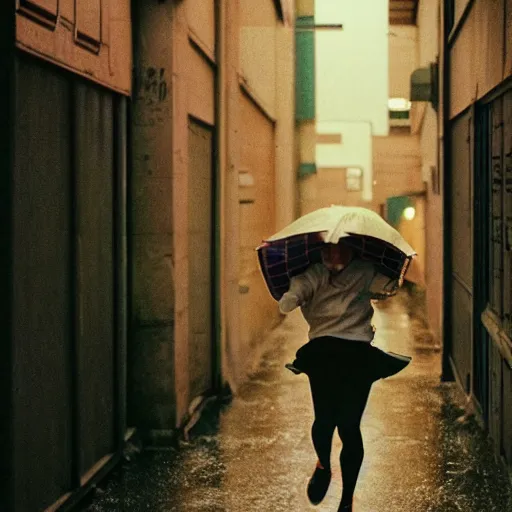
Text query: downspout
0 3 15 510
214 0 226 394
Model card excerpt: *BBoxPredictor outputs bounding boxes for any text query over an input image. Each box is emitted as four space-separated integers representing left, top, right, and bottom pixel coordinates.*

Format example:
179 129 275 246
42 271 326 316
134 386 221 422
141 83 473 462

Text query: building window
346 167 362 191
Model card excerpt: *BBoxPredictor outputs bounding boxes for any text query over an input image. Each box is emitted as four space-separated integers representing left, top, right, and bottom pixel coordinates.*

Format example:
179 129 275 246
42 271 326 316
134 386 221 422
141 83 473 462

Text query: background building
296 0 389 214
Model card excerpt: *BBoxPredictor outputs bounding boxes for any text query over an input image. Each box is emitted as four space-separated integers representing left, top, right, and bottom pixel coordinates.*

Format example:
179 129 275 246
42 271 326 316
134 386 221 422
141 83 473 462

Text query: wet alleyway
85 299 512 512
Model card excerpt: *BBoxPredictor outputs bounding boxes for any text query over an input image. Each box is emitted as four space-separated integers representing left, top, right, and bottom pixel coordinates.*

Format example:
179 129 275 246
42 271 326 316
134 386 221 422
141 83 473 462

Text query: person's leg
308 371 336 468
335 378 373 509
306 371 336 504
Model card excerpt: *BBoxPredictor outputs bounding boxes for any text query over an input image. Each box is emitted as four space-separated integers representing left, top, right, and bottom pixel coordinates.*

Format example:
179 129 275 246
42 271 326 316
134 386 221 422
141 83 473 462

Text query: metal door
75 83 116 479
12 55 74 512
188 119 214 400
473 104 490 420
449 111 474 391
11 55 127 511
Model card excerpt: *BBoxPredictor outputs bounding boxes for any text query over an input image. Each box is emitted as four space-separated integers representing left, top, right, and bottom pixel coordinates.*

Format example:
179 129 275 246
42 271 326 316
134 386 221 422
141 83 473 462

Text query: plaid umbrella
257 206 416 301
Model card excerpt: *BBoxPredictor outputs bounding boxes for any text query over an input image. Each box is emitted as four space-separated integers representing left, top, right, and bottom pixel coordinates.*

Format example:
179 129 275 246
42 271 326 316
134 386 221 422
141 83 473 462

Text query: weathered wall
450 0 508 118
240 0 277 117
217 0 295 392
130 1 176 430
233 0 292 387
299 167 368 214
16 0 131 94
417 0 443 341
372 133 423 208
275 8 297 230
9 3 131 510
372 23 425 286
389 26 418 100
444 0 512 471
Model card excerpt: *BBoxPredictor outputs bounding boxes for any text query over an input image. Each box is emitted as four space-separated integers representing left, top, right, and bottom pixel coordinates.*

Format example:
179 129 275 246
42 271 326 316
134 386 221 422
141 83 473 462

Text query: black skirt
293 336 411 382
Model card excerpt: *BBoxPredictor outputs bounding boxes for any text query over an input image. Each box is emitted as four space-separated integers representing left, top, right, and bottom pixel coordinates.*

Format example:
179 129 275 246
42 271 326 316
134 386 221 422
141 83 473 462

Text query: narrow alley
3 0 512 510
84 298 512 512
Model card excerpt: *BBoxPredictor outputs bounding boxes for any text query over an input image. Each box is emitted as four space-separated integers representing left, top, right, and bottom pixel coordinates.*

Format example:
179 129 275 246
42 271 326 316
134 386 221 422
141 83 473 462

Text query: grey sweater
278 259 397 342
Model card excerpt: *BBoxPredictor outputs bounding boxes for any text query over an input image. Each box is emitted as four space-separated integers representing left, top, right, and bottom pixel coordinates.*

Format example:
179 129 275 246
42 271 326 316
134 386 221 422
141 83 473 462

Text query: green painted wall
387 195 412 227
295 16 315 121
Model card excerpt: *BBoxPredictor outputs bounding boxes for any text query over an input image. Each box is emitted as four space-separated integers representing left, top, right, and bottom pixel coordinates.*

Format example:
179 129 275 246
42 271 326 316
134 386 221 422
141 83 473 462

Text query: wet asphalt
84 299 512 512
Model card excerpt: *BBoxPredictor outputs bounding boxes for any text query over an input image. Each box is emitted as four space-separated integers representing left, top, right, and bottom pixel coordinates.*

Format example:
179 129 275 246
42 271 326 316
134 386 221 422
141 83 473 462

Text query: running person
279 241 411 511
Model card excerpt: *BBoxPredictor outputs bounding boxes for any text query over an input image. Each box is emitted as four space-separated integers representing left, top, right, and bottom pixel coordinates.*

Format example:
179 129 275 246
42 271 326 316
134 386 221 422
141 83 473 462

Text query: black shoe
307 464 331 505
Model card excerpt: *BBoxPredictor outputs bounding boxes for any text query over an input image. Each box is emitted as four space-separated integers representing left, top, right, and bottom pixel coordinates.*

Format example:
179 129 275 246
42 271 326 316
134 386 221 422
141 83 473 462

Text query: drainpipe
0 3 15 510
214 0 225 393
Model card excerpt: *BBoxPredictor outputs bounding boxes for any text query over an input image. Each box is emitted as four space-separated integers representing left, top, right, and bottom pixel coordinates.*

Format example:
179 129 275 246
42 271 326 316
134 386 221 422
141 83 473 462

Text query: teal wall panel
295 16 315 121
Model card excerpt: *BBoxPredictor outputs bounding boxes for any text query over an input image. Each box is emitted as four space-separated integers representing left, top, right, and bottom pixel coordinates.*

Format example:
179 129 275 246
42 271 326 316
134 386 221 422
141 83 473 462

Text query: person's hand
279 292 300 314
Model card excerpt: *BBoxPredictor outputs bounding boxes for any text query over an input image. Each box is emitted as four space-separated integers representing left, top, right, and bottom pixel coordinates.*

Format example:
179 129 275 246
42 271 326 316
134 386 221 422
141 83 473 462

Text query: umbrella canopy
266 205 415 256
257 205 416 301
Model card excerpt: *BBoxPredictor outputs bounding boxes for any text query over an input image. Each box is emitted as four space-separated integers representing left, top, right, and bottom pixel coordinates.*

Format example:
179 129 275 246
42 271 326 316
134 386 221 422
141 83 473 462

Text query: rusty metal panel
503 92 512 336
12 55 73 511
473 104 491 420
474 0 505 100
451 280 473 390
489 343 503 456
491 98 504 317
450 112 473 286
188 120 213 400
75 82 116 476
0 3 15 510
502 361 512 464
450 111 473 390
506 0 512 76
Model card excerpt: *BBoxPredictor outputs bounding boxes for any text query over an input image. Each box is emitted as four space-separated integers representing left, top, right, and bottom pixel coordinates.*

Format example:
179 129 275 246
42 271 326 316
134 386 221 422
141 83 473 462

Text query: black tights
308 371 372 507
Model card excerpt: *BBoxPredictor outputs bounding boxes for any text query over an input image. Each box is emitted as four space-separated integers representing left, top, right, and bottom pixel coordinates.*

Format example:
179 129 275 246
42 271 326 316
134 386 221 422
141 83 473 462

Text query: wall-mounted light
403 206 416 221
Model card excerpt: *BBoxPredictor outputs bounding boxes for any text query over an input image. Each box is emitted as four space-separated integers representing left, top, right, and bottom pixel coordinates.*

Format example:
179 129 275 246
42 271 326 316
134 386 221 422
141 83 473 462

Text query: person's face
322 243 353 269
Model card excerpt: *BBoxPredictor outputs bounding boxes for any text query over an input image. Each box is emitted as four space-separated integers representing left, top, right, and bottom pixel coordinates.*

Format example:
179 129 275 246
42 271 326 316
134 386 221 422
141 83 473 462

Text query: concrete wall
130 0 296 429
417 0 443 342
389 26 418 100
372 133 423 208
130 1 177 431
450 0 510 118
230 0 296 388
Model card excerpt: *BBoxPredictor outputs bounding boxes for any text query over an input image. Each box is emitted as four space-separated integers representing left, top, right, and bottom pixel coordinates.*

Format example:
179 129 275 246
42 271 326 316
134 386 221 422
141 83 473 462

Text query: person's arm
367 269 400 298
278 265 323 313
